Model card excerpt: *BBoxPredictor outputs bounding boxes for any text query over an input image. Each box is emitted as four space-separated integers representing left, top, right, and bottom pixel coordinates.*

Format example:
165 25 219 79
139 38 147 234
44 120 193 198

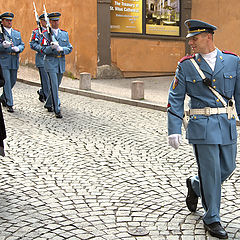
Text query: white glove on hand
11 46 20 52
2 40 11 48
168 134 182 150
50 41 59 49
56 46 63 52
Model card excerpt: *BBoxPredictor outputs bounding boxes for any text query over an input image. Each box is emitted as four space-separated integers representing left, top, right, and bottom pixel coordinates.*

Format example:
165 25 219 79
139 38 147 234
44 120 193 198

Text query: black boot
55 111 62 118
186 177 198 212
204 222 228 239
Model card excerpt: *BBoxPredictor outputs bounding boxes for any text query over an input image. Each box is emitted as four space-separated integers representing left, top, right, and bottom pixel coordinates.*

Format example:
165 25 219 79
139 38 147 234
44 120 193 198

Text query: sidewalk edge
17 78 167 112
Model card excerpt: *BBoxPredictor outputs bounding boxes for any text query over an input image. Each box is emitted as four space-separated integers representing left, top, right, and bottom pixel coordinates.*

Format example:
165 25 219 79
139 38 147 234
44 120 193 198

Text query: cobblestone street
0 82 240 239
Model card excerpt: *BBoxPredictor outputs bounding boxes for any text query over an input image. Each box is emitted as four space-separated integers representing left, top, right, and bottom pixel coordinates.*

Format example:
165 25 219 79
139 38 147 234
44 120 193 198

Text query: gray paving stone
0 81 240 239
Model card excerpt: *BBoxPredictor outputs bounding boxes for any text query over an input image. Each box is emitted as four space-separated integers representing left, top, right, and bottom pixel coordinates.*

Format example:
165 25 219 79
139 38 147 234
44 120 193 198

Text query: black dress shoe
7 106 14 113
37 90 45 102
204 222 228 239
44 106 53 112
55 112 62 118
186 177 198 212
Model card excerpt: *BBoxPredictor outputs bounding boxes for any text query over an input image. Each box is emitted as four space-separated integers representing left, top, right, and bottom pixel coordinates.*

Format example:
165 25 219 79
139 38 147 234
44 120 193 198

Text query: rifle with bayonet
43 4 56 42
33 2 42 35
0 18 11 43
0 18 4 40
0 18 7 41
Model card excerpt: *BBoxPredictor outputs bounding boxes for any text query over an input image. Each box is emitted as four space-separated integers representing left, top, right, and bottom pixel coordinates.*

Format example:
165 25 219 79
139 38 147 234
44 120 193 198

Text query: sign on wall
146 0 180 36
110 0 143 34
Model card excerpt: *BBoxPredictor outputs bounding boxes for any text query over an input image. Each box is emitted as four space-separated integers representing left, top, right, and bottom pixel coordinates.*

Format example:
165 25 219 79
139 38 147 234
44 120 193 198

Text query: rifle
0 19 4 40
33 2 42 35
0 18 6 41
43 4 56 42
0 18 12 43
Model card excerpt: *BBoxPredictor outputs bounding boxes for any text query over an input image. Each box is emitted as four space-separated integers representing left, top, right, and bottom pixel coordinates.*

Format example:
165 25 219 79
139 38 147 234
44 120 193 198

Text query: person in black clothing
0 65 6 157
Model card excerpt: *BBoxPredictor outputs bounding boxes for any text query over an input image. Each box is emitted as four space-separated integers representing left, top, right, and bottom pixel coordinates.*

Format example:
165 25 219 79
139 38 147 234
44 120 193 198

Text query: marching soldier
0 12 25 113
30 13 50 103
41 12 72 118
167 19 240 239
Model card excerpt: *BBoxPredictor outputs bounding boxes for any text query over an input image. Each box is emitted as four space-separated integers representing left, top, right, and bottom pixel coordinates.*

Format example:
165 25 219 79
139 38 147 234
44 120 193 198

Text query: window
110 0 181 36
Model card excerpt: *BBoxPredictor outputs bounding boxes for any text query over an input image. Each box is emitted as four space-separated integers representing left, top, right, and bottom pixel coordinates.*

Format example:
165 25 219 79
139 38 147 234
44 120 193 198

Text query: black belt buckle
202 77 212 87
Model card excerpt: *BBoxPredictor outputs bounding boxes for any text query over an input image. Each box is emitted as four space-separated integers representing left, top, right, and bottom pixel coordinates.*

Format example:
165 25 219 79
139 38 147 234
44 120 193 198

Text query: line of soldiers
0 10 73 118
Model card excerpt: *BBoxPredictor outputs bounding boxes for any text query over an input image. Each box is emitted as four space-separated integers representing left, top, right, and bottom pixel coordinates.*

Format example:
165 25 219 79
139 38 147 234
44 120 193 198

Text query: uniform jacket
168 48 240 145
41 29 72 73
0 28 25 69
29 28 44 68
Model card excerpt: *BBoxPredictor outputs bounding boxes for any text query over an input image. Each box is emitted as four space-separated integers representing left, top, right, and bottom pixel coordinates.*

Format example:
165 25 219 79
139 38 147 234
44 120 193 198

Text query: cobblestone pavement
0 82 240 240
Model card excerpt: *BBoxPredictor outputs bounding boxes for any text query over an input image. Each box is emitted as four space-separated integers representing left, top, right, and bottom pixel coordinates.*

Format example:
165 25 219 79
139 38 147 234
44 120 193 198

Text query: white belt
186 107 234 117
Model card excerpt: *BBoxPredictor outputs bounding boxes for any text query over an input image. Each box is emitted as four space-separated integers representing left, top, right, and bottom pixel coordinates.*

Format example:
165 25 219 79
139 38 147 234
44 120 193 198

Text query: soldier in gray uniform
0 12 25 112
167 19 240 239
41 12 72 118
30 13 50 103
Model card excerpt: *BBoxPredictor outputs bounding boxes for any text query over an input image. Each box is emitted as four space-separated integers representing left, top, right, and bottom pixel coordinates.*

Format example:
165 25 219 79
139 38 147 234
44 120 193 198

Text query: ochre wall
3 0 238 78
191 0 240 54
111 38 185 77
0 0 97 77
111 0 240 77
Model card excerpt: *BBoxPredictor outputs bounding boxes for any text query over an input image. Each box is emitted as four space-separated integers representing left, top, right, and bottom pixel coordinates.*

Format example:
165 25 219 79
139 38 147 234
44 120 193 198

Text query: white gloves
11 46 20 52
50 41 59 49
50 42 63 52
56 46 63 52
2 40 11 48
168 134 182 150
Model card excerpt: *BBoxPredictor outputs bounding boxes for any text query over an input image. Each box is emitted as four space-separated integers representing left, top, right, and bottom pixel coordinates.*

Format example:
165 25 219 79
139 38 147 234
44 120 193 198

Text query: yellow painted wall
0 0 97 77
2 0 238 78
111 38 185 77
111 0 240 77
191 0 240 54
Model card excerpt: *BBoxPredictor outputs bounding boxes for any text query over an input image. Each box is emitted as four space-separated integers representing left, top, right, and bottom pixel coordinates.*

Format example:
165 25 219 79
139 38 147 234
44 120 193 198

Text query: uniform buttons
213 86 216 89
193 79 196 83
194 116 197 119
216 99 220 102
230 76 233 78
213 79 216 82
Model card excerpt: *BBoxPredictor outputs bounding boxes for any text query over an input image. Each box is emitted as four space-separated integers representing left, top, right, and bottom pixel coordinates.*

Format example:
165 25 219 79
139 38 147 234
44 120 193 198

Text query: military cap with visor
39 13 47 20
184 19 217 38
1 12 14 20
48 12 61 20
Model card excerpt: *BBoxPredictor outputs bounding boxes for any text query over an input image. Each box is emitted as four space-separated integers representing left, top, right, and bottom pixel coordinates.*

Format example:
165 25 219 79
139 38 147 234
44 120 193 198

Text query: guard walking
0 12 25 112
41 12 72 118
167 19 240 239
30 13 50 103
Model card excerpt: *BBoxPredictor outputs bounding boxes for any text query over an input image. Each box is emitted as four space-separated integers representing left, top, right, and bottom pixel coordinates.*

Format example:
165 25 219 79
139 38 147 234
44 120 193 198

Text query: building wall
2 0 238 79
111 0 240 77
111 38 185 77
0 0 98 77
191 0 240 54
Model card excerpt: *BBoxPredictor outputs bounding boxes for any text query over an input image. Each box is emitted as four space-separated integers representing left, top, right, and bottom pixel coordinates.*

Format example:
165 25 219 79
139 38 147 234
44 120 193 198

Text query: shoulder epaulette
12 28 20 32
222 50 238 57
179 54 195 63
